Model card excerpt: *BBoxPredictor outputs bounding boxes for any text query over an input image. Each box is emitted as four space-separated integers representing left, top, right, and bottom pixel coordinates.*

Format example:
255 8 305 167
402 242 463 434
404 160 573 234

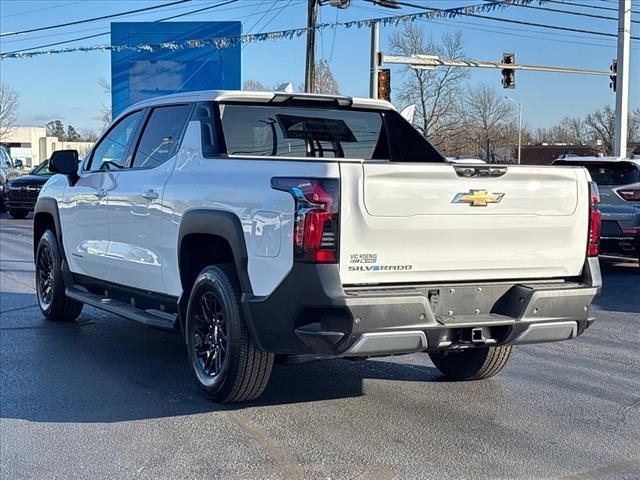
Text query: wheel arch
177 209 253 323
33 198 64 260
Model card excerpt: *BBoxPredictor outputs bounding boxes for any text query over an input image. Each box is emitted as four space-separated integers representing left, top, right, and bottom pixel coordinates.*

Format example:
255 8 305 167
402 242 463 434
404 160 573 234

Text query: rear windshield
218 103 444 162
220 104 386 159
557 161 639 186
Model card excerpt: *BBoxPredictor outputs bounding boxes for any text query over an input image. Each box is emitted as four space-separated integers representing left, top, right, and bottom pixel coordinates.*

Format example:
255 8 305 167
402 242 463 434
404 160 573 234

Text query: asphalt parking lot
1 213 639 480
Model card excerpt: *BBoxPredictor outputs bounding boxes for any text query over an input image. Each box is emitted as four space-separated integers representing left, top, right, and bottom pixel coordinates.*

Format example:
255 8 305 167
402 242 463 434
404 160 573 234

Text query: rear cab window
216 103 445 163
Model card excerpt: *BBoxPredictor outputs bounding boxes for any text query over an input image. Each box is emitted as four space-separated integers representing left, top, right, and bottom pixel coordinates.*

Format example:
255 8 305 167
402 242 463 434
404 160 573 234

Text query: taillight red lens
588 182 601 257
616 187 640 201
272 177 339 263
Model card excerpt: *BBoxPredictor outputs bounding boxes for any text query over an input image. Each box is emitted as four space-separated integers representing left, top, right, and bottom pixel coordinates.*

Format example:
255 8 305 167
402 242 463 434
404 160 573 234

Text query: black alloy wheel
36 243 55 310
185 265 274 403
192 291 228 379
34 230 83 321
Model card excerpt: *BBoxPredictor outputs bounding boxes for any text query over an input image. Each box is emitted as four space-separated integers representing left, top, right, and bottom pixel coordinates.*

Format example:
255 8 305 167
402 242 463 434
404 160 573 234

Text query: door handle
95 188 107 198
141 189 159 200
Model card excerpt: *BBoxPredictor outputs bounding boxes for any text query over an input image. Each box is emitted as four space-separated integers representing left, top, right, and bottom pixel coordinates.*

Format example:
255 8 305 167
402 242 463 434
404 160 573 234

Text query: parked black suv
5 160 52 219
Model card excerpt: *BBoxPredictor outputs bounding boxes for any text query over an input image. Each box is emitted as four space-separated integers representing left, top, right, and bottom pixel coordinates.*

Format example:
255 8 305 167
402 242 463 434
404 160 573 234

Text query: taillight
272 177 339 263
587 181 601 257
616 187 640 201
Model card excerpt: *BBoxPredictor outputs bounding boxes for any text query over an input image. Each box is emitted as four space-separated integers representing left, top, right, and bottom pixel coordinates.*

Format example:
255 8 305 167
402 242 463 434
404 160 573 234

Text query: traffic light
609 59 617 92
501 52 516 89
378 69 391 101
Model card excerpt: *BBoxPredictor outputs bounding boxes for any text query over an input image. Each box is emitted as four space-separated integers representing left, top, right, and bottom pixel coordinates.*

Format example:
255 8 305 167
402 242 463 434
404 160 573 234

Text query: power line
0 26 109 46
256 0 295 34
328 7 339 61
494 0 639 23
353 2 617 46
1 0 240 56
380 0 639 40
156 0 237 22
245 0 278 34
0 0 264 45
0 1 86 19
4 0 638 59
547 0 640 15
429 19 619 49
1 32 111 54
549 0 615 10
0 0 191 38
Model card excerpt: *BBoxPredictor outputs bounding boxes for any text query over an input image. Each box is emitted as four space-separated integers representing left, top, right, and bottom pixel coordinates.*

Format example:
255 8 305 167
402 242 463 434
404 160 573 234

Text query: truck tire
185 265 274 403
429 346 514 381
35 230 83 322
8 209 29 219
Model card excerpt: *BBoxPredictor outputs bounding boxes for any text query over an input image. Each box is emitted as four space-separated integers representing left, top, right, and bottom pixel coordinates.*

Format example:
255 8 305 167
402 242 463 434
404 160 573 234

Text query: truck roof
125 90 396 114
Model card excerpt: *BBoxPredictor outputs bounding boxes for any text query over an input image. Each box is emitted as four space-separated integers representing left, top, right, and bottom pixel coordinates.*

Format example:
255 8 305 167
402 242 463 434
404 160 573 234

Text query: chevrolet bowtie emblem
452 189 505 207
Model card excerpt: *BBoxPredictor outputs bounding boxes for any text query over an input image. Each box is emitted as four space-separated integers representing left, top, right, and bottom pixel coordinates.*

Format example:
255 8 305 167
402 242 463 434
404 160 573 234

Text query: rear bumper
243 258 601 356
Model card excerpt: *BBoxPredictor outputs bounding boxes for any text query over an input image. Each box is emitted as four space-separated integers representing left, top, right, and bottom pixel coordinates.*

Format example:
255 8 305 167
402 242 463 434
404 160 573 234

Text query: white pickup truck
34 91 601 403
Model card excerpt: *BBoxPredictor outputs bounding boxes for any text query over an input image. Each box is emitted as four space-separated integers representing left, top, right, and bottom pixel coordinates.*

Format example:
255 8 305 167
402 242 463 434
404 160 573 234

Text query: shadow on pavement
1 292 446 423
594 258 640 315
2 257 636 425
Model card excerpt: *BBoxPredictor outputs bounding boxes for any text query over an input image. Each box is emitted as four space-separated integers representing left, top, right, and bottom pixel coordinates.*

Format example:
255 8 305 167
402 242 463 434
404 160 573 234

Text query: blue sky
0 0 638 133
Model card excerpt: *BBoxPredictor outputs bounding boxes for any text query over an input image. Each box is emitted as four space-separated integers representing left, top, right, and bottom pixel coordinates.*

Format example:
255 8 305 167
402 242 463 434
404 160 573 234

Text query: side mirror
14 159 23 169
50 150 79 175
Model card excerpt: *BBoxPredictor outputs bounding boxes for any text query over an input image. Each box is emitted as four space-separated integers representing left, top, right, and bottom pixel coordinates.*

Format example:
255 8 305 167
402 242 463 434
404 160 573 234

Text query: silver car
0 146 22 212
554 157 640 266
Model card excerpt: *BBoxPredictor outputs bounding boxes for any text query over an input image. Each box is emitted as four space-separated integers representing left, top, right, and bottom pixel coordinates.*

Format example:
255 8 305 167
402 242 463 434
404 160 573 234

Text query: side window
386 111 445 163
88 111 142 172
131 104 191 169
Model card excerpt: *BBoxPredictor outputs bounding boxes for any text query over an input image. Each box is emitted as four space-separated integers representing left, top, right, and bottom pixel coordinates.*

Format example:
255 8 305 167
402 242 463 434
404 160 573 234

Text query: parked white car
34 90 601 403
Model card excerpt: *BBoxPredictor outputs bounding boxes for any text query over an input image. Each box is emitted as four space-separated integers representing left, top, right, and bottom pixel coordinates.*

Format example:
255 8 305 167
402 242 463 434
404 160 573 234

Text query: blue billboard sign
111 22 241 117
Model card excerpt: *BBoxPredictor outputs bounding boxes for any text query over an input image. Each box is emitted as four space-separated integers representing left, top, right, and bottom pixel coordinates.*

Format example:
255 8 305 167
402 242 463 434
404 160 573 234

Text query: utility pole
614 0 631 158
304 0 319 93
370 21 379 99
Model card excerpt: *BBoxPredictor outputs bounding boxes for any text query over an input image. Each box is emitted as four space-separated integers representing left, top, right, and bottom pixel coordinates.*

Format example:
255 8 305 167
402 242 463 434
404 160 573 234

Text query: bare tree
79 129 99 142
584 105 615 155
98 77 112 130
243 79 268 91
0 83 20 142
459 83 515 162
629 108 640 146
313 60 340 95
533 117 586 145
389 26 468 153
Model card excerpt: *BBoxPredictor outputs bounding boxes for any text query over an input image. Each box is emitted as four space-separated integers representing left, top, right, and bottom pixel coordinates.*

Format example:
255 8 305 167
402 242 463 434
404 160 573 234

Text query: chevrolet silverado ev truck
34 91 601 403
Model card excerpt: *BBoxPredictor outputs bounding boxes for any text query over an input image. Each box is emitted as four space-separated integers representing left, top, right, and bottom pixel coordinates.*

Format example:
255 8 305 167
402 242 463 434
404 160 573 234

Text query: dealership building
1 126 94 169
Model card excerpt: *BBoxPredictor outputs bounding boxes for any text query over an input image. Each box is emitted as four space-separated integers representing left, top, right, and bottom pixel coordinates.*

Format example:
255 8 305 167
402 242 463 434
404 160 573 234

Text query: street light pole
614 0 631 158
370 21 379 99
505 96 522 165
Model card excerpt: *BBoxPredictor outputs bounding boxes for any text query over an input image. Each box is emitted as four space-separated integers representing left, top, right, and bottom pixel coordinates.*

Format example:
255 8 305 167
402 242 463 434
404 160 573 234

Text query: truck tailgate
339 162 590 285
